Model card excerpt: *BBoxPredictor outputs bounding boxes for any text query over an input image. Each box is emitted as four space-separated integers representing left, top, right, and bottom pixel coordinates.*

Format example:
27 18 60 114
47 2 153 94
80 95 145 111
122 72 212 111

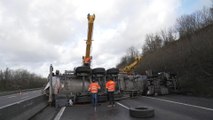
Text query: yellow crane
120 56 142 74
82 14 95 67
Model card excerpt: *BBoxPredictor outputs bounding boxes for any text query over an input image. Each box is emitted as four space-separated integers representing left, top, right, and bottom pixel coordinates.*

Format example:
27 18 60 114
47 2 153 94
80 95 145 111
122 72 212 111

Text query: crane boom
83 14 95 66
120 56 142 73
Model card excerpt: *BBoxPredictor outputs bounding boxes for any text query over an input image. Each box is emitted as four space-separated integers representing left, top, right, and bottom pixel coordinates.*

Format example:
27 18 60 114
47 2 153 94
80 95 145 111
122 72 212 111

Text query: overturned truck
46 66 149 106
145 71 179 96
45 67 178 106
58 67 122 104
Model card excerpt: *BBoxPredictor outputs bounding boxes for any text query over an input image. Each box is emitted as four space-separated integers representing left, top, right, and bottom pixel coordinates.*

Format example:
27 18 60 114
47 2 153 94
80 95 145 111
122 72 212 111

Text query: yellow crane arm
121 56 142 73
83 14 95 66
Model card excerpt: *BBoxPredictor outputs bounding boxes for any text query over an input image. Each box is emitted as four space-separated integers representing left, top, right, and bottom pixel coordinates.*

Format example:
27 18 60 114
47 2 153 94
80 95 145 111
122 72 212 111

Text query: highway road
0 90 43 109
32 95 213 120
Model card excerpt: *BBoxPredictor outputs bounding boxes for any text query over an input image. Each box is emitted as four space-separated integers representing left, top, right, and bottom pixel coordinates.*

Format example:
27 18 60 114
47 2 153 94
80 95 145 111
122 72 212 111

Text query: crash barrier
0 88 42 96
0 95 48 120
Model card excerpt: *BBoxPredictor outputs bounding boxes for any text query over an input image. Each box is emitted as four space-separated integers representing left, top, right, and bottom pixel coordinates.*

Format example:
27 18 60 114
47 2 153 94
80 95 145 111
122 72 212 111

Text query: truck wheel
75 66 91 74
129 106 154 118
92 68 105 74
107 68 119 74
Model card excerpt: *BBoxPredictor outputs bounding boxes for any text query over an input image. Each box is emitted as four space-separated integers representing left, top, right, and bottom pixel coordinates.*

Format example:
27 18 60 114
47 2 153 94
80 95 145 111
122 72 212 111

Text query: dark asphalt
30 106 57 120
120 96 213 120
58 96 213 120
61 103 136 120
0 90 42 109
154 94 213 109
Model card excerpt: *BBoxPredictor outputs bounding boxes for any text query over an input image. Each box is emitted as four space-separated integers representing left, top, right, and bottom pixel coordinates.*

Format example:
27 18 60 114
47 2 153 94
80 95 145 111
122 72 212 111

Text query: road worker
106 78 116 107
88 79 101 108
84 57 91 66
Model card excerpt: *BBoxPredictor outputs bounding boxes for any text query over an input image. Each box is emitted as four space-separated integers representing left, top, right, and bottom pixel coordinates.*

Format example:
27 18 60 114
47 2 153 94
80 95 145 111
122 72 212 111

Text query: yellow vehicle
120 56 142 74
82 14 95 67
118 56 146 96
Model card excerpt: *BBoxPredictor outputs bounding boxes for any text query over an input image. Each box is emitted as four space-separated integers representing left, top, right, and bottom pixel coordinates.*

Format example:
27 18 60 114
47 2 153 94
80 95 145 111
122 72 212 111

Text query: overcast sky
0 0 212 77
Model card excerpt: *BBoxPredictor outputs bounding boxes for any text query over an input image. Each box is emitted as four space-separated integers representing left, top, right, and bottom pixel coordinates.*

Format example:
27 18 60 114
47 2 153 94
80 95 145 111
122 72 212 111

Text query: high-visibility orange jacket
106 80 116 92
84 57 91 64
88 82 100 93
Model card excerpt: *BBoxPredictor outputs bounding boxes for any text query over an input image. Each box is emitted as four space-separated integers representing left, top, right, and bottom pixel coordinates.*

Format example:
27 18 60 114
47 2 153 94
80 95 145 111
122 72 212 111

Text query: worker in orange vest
84 57 91 66
88 79 101 107
106 78 116 107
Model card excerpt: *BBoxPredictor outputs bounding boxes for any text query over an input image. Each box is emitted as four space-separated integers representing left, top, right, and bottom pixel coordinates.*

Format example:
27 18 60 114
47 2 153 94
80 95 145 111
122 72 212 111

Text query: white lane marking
0 94 41 109
54 107 66 120
143 96 213 111
116 102 129 110
8 96 16 98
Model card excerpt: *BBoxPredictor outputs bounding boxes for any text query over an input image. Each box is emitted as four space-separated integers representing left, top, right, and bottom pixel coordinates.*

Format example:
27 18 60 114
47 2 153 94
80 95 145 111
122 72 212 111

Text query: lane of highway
55 95 213 120
0 90 43 109
29 94 213 120
151 94 213 109
143 96 213 111
119 96 213 120
60 103 136 120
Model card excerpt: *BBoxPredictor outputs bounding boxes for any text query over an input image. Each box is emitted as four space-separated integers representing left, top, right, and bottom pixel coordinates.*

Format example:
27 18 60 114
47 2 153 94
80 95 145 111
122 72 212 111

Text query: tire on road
75 66 91 74
92 68 105 75
106 68 119 74
129 106 154 118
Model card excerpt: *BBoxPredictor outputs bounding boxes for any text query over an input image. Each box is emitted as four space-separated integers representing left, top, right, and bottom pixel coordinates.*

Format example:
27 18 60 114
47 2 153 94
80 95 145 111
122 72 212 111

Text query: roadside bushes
0 68 46 91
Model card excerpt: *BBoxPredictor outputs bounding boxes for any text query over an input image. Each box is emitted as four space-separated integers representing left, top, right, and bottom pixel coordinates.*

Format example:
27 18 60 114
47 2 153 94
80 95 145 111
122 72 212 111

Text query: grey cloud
0 0 209 77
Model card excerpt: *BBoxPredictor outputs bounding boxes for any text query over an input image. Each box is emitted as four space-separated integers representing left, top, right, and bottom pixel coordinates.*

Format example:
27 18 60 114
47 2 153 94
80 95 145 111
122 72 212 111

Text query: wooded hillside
135 24 213 97
117 6 213 97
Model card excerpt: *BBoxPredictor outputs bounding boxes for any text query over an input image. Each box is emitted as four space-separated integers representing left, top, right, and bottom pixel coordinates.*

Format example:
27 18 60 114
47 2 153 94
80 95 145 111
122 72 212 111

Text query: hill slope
135 24 213 97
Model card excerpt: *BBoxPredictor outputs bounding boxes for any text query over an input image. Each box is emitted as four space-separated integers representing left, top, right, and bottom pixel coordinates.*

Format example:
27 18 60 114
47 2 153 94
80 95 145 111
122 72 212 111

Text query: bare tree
176 7 213 37
0 68 46 91
160 29 176 46
142 34 163 55
116 46 140 69
116 56 128 69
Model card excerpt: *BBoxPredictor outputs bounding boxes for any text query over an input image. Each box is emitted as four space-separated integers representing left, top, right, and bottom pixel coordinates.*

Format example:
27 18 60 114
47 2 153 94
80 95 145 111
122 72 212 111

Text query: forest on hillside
0 68 46 91
117 6 213 97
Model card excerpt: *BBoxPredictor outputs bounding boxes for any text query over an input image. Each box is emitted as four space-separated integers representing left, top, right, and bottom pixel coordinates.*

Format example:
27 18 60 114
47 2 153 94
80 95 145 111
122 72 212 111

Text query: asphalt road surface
51 95 213 120
0 90 42 109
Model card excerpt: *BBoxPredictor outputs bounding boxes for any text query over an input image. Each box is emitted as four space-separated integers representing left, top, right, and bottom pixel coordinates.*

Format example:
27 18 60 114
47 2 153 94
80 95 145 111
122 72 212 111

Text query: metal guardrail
0 88 42 96
0 94 48 120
